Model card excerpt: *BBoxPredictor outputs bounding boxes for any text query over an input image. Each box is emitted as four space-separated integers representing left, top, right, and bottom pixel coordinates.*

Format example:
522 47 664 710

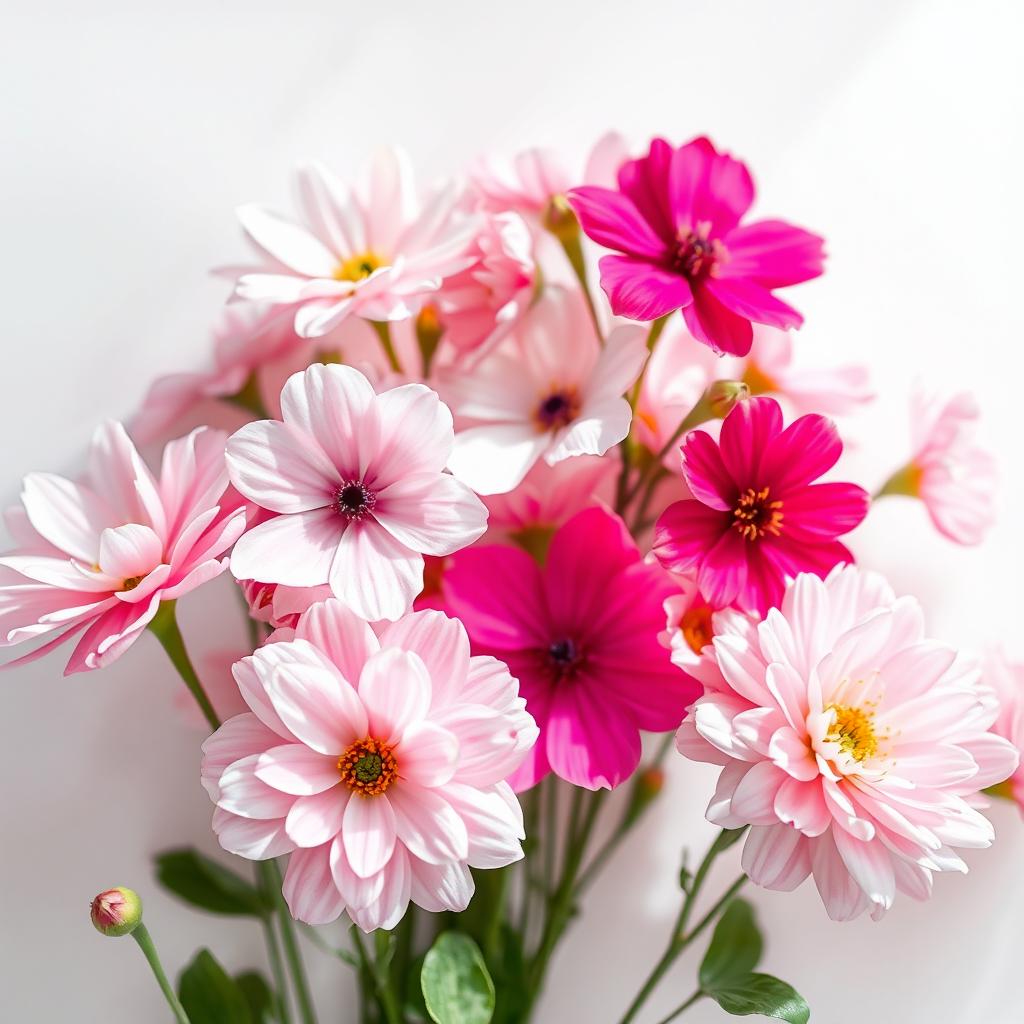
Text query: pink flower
985 649 1024 812
659 572 728 673
881 389 997 545
653 397 869 616
226 364 488 621
201 599 537 930
444 506 699 791
442 287 648 495
432 212 535 355
239 580 332 631
0 424 246 674
567 136 825 356
232 150 478 338
741 327 873 417
677 566 1019 921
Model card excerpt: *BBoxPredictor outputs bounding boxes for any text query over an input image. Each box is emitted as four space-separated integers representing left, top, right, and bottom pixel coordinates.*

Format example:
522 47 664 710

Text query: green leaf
709 826 748 857
421 931 496 1024
155 847 268 917
178 949 253 1024
699 899 763 990
705 972 810 1023
235 971 278 1024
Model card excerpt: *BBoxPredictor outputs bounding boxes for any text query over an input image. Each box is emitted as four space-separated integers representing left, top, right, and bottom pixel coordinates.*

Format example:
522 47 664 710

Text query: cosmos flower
677 566 1019 921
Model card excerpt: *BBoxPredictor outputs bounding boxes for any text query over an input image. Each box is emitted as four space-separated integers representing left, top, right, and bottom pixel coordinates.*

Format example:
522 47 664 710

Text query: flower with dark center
333 480 377 521
535 389 580 431
669 227 726 282
546 636 583 681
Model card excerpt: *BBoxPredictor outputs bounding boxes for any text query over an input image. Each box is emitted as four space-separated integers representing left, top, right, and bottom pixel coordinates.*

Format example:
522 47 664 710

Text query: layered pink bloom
985 649 1024 812
472 133 627 220
677 566 1019 921
202 599 537 930
482 455 615 536
431 212 535 354
442 287 647 494
0 424 246 673
567 137 825 356
742 328 873 417
444 506 699 790
883 389 997 545
653 397 869 615
226 364 487 621
239 580 332 630
232 150 478 338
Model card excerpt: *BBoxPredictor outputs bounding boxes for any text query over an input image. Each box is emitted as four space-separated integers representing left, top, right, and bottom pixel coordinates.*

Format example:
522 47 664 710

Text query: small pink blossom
226 364 487 621
0 424 246 673
985 649 1024 812
444 506 699 791
239 580 332 631
653 396 869 615
567 136 825 356
202 599 537 930
678 566 1019 921
659 572 727 673
442 287 648 495
232 150 478 338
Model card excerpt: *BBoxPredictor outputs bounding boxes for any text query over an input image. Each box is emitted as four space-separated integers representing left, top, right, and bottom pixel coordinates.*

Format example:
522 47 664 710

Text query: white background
2 1 1023 1021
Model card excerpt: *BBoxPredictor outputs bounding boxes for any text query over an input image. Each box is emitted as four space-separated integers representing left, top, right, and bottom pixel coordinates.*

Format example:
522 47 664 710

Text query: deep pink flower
0 424 246 674
567 137 825 356
444 506 699 790
653 397 869 616
202 599 537 930
678 567 1019 921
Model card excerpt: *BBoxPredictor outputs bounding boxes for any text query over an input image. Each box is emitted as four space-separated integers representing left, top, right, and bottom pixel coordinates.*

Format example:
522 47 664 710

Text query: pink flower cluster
2 130 1015 947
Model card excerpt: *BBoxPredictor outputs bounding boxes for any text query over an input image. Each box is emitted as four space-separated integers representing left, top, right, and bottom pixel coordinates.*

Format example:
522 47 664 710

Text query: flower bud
90 887 143 937
622 766 666 827
542 194 580 243
707 379 749 419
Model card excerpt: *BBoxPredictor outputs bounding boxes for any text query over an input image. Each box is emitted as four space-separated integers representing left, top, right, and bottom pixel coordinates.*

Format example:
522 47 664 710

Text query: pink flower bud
90 887 142 937
707 379 750 419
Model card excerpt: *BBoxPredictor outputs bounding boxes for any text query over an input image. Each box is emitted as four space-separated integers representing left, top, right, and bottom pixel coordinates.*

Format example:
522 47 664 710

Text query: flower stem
559 232 603 342
370 320 403 374
873 462 921 500
654 990 703 1024
617 829 748 1024
149 601 220 732
350 928 402 1024
130 923 192 1024
255 865 293 1024
260 860 318 1024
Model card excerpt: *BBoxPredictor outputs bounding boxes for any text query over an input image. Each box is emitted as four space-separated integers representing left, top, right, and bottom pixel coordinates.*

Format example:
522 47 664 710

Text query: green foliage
177 949 254 1024
420 931 496 1024
155 847 268 917
707 974 810 1023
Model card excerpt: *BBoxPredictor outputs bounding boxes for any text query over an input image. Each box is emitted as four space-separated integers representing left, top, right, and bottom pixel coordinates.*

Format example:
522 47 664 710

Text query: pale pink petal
20 473 111 562
295 598 380 684
343 793 397 878
374 473 488 557
230 509 341 588
394 721 459 787
408 856 474 914
286 787 349 847
213 807 295 860
217 754 297 819
389 783 469 864
447 423 550 496
741 824 812 891
256 744 343 796
444 781 525 869
358 647 431 744
282 844 346 925
376 609 471 707
331 518 423 622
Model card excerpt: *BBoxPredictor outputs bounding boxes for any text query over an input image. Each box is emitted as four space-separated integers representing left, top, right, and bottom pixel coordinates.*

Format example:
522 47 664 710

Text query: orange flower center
333 251 384 283
732 486 784 541
680 604 714 655
121 575 144 592
337 737 398 797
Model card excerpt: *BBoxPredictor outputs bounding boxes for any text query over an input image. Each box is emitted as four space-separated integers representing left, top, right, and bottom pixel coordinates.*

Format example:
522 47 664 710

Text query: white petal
230 509 341 588
237 204 338 277
447 423 548 496
343 793 398 878
374 473 488 556
331 518 422 621
20 473 111 563
358 647 432 744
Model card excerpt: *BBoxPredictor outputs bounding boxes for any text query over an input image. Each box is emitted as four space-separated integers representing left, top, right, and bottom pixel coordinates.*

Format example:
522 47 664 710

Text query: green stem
149 601 220 732
255 866 293 1024
617 828 747 1024
351 929 402 1024
370 321 402 374
874 462 921 500
655 990 703 1024
131 923 192 1024
559 232 603 341
260 860 318 1024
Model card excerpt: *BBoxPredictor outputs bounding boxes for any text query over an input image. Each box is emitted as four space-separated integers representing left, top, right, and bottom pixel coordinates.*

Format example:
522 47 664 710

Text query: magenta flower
444 506 699 791
567 136 825 355
652 397 869 616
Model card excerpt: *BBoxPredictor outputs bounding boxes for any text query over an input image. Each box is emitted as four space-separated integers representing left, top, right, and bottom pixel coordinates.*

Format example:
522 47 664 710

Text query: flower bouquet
4 133 1021 1024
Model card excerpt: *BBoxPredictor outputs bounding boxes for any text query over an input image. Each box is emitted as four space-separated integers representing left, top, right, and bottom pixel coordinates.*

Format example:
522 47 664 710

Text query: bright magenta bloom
567 137 825 355
444 506 699 791
653 397 868 616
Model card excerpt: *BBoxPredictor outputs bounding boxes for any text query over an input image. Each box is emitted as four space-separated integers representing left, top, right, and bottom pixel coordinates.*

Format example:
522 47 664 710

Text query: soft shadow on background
2 1 1022 1021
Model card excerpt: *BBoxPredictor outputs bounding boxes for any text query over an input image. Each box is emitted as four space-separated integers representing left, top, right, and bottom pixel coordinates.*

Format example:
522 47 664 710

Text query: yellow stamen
337 737 398 797
333 251 384 283
825 703 878 763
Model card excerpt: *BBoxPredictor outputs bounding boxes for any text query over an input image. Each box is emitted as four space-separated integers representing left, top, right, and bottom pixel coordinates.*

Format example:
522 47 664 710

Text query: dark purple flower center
669 228 725 282
535 390 579 430
732 486 784 541
333 480 377 521
546 637 584 681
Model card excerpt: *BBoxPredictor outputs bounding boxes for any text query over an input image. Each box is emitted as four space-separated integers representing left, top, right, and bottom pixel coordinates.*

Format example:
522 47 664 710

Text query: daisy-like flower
0 424 246 673
653 396 869 616
201 599 537 930
985 649 1024 813
741 327 873 418
444 506 699 790
226 363 488 621
442 287 648 495
877 389 997 545
232 149 478 338
567 136 825 356
677 566 1019 921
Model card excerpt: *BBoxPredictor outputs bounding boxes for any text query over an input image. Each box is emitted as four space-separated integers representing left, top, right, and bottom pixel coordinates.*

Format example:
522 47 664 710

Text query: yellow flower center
825 703 878 763
121 575 144 592
337 737 398 797
333 251 384 283
732 486 784 541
